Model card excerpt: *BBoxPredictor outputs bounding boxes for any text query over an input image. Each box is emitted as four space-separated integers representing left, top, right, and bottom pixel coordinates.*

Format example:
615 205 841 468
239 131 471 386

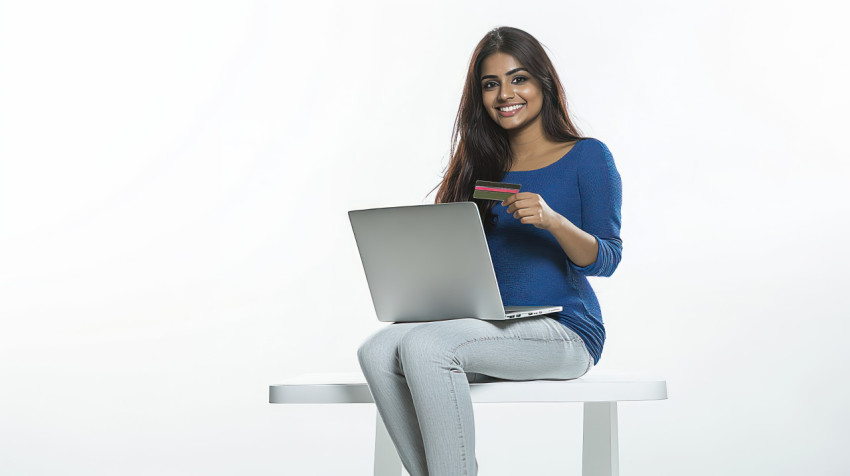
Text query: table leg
374 411 403 476
582 401 619 476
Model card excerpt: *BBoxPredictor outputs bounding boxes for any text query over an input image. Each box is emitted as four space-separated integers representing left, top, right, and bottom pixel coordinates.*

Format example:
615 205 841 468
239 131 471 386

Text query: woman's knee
357 333 386 372
398 322 465 369
357 325 407 371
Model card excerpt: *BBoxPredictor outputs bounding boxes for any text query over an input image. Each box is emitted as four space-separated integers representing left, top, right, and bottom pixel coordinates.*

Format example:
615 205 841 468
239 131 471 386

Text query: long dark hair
432 26 586 232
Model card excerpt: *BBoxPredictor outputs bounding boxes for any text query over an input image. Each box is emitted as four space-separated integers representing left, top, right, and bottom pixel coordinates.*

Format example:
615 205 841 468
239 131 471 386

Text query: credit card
473 180 521 201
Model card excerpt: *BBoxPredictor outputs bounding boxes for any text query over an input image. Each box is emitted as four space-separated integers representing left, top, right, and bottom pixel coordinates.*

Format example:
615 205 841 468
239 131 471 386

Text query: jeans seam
448 369 468 474
450 335 583 354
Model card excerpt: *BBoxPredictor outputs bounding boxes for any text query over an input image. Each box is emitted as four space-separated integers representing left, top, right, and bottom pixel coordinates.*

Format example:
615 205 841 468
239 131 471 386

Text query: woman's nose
500 85 515 101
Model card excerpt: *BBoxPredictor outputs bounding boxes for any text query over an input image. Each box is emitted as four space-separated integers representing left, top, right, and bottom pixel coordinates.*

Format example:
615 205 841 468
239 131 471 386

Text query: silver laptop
348 202 562 322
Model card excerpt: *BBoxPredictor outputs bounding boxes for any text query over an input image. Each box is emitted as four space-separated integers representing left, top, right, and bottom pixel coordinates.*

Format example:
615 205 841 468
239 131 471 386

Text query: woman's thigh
397 316 593 382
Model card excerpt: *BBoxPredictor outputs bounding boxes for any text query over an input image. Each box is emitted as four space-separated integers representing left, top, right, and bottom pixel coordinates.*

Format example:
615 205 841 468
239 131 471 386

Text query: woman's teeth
499 104 524 112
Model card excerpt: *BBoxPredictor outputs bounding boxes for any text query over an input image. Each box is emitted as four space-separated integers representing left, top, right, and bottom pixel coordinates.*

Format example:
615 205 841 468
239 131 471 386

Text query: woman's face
479 52 544 132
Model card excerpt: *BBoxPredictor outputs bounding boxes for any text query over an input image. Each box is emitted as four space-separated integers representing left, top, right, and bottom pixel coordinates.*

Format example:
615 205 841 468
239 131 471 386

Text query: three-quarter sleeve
568 139 623 277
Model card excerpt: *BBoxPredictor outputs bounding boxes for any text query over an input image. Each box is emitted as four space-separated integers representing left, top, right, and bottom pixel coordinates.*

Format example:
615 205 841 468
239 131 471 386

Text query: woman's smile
496 102 526 117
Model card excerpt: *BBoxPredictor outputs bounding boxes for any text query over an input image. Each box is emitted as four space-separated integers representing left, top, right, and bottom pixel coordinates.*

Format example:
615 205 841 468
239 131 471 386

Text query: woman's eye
483 77 526 89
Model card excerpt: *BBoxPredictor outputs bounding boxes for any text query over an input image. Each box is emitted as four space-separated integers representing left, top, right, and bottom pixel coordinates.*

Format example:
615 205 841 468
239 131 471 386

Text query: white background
1 1 848 474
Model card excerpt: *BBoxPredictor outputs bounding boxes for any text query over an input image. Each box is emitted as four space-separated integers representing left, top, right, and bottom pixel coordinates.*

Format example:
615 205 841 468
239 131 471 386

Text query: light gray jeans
356 316 594 476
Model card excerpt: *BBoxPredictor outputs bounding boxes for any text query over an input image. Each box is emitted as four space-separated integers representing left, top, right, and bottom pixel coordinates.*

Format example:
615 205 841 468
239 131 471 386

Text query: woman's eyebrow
480 67 528 81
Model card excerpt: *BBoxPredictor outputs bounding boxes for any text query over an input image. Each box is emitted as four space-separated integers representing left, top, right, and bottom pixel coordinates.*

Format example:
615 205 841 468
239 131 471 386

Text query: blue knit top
485 138 623 365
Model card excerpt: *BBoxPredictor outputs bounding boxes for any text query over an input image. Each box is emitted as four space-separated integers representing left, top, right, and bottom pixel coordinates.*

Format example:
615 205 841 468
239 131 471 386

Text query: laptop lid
348 202 560 322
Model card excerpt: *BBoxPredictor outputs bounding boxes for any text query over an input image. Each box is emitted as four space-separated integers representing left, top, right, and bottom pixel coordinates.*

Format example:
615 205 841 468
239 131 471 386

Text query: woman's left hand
501 192 563 230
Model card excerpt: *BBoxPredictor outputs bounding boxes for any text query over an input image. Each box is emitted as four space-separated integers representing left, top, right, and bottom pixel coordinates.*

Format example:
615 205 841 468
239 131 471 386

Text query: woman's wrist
547 214 598 267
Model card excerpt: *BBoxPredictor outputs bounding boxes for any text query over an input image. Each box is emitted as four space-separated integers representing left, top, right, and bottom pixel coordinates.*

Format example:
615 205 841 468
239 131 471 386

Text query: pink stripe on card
475 186 519 193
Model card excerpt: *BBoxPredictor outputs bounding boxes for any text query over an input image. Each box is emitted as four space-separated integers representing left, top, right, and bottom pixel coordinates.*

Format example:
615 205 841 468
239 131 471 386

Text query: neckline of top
506 139 583 174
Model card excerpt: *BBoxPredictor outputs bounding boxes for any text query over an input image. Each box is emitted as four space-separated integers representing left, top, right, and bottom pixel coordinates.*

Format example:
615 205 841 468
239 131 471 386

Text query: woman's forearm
547 214 599 267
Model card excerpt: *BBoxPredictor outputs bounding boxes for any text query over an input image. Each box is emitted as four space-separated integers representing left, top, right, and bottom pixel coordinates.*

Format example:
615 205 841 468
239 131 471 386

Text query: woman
357 26 622 476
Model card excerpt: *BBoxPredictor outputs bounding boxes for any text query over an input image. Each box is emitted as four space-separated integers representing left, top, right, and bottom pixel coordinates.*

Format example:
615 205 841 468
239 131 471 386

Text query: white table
270 372 667 476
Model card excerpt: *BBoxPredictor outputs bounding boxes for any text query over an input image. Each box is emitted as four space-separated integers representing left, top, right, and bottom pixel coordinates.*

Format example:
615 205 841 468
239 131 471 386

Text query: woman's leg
357 322 498 475
357 322 431 476
398 316 594 476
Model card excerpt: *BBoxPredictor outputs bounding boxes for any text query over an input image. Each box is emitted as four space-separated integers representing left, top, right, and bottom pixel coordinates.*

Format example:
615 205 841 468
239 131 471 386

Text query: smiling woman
481 54 544 128
357 26 623 476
